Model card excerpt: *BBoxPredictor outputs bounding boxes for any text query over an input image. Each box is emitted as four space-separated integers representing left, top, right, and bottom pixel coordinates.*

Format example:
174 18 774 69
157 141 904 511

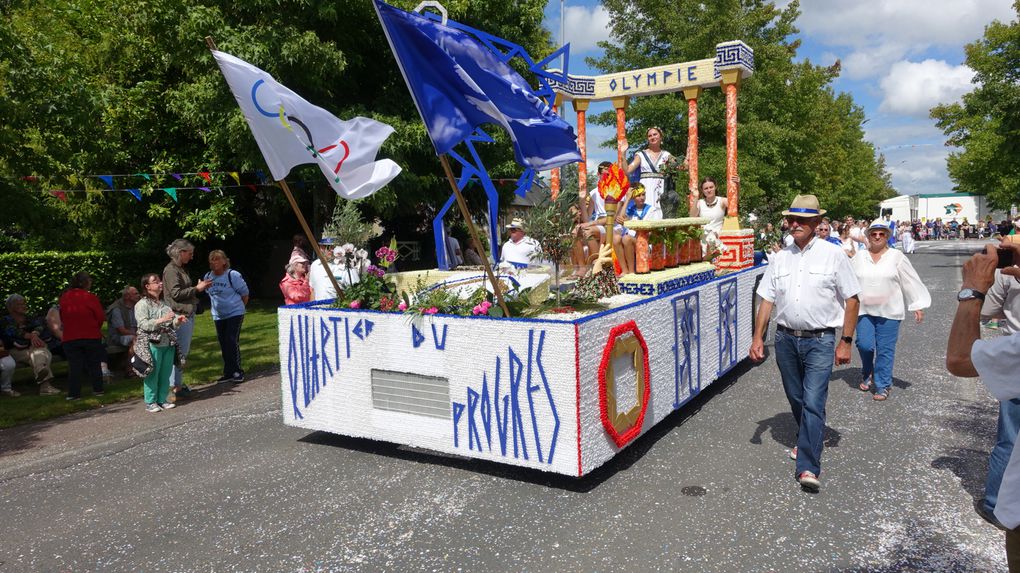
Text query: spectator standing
135 273 186 412
0 294 59 395
851 220 931 401
59 272 107 400
289 234 312 266
817 221 842 247
203 250 250 383
163 239 212 399
749 195 861 492
946 241 1020 571
280 259 312 305
978 267 1020 529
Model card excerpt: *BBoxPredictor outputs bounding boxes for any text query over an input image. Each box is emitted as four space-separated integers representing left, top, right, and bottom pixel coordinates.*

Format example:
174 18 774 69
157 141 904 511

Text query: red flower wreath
597 320 651 448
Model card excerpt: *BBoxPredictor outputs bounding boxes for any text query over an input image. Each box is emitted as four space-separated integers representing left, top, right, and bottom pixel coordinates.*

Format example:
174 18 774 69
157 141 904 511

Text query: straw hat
782 194 826 218
505 218 525 230
868 218 892 234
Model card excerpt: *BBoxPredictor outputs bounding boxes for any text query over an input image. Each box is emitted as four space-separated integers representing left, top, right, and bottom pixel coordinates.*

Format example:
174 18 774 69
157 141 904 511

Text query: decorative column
612 96 629 167
721 69 741 229
573 99 590 200
683 87 701 213
550 95 563 200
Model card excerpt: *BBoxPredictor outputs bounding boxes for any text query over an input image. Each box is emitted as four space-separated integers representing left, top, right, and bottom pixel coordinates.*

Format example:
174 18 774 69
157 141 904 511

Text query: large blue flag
374 0 581 171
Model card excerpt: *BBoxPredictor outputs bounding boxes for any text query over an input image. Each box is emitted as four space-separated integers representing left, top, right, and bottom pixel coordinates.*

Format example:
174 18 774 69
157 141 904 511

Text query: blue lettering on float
622 76 631 91
647 72 657 86
688 65 697 81
286 314 356 420
609 78 618 91
454 329 560 464
663 70 673 83
632 74 642 89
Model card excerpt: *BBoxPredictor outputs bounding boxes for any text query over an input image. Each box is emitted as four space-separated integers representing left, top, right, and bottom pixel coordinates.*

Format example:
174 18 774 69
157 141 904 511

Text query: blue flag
374 0 580 171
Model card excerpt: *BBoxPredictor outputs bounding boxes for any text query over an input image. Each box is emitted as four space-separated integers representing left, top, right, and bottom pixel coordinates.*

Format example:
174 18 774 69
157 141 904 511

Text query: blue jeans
171 314 195 388
775 330 835 477
214 314 244 379
985 397 1020 512
856 315 901 391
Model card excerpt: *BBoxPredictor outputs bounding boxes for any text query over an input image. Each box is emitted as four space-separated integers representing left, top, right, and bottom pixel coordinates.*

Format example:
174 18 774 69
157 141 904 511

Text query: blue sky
540 0 1017 196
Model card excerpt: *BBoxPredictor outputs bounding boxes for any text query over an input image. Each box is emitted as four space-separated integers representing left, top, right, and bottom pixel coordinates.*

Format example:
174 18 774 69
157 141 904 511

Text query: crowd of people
0 239 250 412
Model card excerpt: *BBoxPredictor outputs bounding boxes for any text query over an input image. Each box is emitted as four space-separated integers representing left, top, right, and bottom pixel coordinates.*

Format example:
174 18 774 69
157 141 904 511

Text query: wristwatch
957 288 986 302
841 335 853 343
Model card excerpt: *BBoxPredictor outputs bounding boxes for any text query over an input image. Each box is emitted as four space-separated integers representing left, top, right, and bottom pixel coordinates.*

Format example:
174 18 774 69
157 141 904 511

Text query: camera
997 247 1015 269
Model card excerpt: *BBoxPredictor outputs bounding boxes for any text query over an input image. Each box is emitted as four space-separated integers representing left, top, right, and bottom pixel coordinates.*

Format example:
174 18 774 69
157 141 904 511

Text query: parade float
267 2 764 476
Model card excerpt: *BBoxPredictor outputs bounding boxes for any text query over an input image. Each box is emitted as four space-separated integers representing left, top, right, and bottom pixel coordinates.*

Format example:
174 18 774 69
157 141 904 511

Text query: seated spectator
107 285 140 351
45 303 66 358
0 294 59 395
1 340 17 397
280 259 312 305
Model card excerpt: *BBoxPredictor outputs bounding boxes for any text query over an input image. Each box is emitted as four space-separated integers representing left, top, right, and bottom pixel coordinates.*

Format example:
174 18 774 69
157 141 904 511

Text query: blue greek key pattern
657 270 717 295
548 75 596 97
714 41 754 79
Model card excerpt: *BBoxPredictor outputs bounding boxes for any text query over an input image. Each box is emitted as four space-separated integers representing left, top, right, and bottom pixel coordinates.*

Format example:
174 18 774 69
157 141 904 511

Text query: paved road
0 239 1009 572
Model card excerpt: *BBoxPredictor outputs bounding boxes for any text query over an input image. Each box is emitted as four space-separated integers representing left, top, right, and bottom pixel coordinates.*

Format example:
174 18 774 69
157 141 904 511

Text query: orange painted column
550 101 561 200
683 87 701 213
721 70 740 223
612 96 629 167
573 99 590 201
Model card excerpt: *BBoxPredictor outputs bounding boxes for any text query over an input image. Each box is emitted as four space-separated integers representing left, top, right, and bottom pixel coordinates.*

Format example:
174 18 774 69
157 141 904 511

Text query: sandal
873 388 890 401
858 380 872 392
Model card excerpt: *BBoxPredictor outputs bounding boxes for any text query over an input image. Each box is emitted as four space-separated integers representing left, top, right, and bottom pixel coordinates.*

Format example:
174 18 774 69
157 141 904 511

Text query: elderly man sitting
107 285 140 352
1 294 60 395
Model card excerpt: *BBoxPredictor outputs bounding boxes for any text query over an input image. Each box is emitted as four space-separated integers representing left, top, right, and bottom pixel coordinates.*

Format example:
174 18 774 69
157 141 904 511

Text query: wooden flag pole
438 154 511 317
278 179 345 300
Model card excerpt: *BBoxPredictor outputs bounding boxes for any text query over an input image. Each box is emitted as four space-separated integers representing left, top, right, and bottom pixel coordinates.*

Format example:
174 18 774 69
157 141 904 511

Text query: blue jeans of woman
856 315 901 391
214 314 244 379
774 330 835 477
170 313 195 388
985 397 1020 513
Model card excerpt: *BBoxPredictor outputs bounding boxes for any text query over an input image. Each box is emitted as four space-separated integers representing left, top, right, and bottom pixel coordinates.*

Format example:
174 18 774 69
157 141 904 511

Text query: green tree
588 0 893 223
0 0 554 252
932 1 1020 210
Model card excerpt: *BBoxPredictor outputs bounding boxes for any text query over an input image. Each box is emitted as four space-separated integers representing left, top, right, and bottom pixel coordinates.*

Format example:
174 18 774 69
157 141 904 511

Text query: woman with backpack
204 250 249 383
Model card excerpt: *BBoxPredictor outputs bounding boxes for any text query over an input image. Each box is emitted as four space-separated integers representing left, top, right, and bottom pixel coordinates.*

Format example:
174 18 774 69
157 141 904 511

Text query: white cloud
561 5 612 54
797 0 1015 78
883 146 954 194
878 59 975 116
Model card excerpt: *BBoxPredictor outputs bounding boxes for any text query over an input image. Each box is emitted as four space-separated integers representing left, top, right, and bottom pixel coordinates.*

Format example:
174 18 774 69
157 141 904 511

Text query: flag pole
438 154 511 317
204 36 343 300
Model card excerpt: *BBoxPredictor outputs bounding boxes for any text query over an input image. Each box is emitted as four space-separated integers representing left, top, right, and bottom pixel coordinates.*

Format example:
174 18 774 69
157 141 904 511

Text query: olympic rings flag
211 50 401 199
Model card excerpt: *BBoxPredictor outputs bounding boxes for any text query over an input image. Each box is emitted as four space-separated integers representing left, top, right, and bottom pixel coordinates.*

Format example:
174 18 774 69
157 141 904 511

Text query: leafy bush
0 251 158 312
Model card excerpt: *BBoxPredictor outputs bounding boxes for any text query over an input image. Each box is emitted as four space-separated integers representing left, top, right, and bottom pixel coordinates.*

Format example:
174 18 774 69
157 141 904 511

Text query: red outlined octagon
598 320 651 448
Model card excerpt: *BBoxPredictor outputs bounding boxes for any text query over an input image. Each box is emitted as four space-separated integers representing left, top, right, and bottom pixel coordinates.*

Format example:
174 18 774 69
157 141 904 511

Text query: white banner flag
212 50 401 199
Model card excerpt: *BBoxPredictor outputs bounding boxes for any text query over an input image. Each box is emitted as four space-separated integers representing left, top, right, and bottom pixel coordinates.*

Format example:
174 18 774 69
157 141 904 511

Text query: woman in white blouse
851 219 931 401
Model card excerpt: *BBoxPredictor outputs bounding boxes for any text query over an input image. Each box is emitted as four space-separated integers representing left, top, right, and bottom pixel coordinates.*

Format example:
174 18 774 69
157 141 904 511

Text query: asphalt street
0 238 1010 572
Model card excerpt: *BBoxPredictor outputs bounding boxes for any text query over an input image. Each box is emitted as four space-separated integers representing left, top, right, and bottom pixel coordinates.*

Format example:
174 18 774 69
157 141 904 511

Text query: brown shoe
39 380 60 395
1 388 20 397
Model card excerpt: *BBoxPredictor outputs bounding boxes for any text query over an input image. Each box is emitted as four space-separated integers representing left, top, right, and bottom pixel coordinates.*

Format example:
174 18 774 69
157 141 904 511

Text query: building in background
879 192 1009 223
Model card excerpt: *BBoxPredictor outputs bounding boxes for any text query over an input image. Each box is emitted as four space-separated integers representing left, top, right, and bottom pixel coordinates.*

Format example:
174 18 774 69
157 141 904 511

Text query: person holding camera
947 240 1020 571
162 239 212 399
135 273 188 413
850 219 931 401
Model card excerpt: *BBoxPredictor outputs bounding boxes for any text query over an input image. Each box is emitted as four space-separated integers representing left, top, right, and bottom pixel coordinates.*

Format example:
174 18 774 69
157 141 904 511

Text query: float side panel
279 308 579 475
576 266 766 475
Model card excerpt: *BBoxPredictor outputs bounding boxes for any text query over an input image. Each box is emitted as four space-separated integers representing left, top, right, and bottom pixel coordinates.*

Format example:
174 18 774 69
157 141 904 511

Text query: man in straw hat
750 195 861 492
500 218 541 268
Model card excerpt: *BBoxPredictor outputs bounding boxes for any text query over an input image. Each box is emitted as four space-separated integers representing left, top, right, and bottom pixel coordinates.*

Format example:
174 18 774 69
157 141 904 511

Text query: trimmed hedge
0 251 159 313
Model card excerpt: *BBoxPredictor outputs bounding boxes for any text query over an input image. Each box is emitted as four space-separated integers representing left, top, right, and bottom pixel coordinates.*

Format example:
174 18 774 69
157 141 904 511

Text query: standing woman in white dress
690 177 728 236
626 127 675 221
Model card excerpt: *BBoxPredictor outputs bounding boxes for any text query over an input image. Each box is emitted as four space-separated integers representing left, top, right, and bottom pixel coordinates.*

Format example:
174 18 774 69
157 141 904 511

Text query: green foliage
932 2 1020 210
0 251 157 312
589 0 894 223
0 0 555 251
323 200 379 246
520 190 578 267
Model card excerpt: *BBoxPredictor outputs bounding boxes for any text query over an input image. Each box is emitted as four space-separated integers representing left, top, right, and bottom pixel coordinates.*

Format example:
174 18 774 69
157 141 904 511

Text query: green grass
0 301 281 428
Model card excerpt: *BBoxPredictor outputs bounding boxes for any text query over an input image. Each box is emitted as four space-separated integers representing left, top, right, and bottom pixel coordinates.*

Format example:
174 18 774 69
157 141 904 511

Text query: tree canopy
932 1 1020 211
589 0 894 223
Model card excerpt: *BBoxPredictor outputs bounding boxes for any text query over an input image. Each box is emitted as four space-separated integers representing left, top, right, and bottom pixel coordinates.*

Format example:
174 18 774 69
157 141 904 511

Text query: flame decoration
597 163 630 203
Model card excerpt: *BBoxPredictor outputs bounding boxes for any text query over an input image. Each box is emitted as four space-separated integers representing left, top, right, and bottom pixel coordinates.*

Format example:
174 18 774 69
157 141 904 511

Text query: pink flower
472 305 483 315
386 253 396 263
349 300 361 309
425 307 439 315
397 301 408 311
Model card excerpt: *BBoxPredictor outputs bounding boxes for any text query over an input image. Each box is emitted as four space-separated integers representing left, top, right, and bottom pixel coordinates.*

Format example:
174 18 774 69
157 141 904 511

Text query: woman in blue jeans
851 219 931 400
204 250 249 383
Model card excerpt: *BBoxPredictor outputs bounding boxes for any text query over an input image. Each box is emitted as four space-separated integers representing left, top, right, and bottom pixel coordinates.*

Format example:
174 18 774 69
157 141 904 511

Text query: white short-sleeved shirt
309 260 357 301
851 248 931 321
981 270 1020 333
757 236 862 330
588 189 607 221
500 236 541 267
972 332 1020 529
